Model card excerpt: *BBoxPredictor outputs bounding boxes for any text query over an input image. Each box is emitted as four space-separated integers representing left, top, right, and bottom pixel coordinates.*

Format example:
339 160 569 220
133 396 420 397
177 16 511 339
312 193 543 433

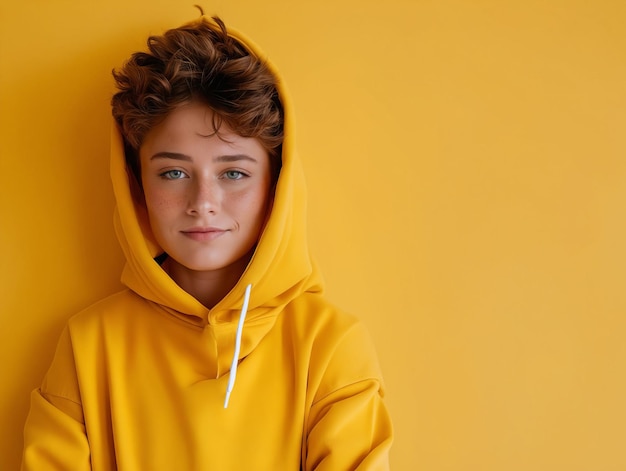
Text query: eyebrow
150 152 257 163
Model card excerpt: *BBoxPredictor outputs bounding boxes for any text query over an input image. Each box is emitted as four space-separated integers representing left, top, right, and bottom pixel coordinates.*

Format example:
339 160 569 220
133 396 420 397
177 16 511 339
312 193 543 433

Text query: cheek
144 187 184 218
233 186 271 223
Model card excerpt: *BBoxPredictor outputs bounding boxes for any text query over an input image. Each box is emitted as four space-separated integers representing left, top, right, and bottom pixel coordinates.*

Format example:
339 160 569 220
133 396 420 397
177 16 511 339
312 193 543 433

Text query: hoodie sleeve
21 327 91 471
304 322 394 470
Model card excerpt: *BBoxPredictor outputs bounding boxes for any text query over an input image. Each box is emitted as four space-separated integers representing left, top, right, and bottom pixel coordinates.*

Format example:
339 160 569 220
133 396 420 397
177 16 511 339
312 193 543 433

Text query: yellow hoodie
21 17 393 470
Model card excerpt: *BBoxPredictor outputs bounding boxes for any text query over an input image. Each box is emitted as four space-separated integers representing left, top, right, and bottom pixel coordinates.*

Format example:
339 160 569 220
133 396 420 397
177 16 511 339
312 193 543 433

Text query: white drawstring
224 283 252 409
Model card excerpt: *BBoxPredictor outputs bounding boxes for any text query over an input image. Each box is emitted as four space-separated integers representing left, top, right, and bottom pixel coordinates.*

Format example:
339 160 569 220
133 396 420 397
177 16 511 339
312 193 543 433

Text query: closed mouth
181 227 227 240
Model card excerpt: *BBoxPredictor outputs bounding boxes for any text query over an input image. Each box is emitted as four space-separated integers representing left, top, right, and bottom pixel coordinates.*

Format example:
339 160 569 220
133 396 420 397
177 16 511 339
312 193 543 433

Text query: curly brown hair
111 16 283 182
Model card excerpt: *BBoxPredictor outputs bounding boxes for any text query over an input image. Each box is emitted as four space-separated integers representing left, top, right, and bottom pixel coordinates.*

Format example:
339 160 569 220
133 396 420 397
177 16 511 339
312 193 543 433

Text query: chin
183 253 253 274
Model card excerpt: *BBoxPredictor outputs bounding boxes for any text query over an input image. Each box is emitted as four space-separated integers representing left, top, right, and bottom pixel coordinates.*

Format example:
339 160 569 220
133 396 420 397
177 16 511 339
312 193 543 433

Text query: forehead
140 102 268 160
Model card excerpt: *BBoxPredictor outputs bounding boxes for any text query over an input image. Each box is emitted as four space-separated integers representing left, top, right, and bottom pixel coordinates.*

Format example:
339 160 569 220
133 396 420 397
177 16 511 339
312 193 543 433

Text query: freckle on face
138 102 273 276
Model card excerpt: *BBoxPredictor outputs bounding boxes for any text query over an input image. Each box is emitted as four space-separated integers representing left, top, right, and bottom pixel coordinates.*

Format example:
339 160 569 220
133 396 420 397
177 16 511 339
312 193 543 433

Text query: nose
186 177 221 215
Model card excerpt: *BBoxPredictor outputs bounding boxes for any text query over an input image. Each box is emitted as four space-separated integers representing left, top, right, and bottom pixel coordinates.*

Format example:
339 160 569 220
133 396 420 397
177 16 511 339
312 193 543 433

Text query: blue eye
161 169 186 180
224 170 245 180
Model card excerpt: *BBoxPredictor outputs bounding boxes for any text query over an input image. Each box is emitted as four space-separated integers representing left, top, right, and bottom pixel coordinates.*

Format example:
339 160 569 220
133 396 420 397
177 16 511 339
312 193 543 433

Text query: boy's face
139 101 272 277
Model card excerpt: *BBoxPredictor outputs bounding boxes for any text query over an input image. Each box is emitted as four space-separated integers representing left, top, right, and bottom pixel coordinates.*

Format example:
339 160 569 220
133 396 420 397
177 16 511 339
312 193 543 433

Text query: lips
181 227 227 242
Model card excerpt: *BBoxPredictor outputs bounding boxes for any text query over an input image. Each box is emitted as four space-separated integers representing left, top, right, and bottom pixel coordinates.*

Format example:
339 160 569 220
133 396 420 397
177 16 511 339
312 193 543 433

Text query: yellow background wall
2 1 625 469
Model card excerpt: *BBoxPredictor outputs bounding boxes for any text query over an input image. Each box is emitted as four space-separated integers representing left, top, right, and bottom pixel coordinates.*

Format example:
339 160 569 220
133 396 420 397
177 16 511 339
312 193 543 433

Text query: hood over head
110 16 323 360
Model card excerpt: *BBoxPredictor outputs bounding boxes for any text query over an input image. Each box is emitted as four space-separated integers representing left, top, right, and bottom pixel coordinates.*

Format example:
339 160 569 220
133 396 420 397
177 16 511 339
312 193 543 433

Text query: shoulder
283 292 362 333
279 292 375 355
66 289 152 335
282 293 384 395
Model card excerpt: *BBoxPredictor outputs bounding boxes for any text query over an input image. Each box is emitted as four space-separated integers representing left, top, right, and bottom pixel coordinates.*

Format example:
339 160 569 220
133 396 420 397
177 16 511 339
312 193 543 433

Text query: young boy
22 14 393 470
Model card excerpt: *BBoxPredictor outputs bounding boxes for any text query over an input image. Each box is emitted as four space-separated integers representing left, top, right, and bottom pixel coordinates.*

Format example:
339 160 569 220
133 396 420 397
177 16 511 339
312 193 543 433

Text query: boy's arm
22 390 91 470
304 322 394 470
21 327 91 471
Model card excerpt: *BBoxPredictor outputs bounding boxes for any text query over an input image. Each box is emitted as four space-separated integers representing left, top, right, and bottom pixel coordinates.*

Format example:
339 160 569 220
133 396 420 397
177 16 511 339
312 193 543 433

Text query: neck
162 253 252 309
